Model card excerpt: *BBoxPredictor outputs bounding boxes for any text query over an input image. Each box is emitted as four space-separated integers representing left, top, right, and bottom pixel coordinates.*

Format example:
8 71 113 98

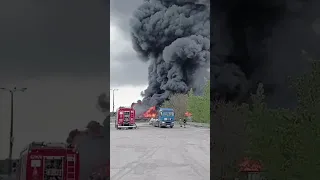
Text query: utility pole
0 87 27 176
110 89 118 113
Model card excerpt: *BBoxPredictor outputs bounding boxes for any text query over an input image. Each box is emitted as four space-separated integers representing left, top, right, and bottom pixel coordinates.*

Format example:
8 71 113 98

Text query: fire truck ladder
66 154 76 180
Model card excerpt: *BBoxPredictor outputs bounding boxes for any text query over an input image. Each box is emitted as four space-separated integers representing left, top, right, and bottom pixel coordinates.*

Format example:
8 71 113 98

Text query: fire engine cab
115 107 137 129
16 141 79 180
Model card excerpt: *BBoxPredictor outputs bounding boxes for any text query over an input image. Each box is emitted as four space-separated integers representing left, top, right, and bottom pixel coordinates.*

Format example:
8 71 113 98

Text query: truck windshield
161 111 174 116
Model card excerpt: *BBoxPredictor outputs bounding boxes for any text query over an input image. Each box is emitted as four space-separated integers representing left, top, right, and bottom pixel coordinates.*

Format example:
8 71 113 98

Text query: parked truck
150 108 175 128
115 107 137 129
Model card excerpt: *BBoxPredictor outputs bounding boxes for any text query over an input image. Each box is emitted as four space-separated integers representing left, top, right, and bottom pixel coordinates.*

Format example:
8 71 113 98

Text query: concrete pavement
187 122 210 128
111 123 210 180
2 122 210 180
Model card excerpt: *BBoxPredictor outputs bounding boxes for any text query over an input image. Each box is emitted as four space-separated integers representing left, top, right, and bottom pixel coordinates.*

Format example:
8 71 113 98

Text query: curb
110 120 210 128
187 122 210 128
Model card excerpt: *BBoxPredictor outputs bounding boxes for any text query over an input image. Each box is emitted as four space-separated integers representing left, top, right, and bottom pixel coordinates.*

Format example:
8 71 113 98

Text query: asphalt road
110 123 210 180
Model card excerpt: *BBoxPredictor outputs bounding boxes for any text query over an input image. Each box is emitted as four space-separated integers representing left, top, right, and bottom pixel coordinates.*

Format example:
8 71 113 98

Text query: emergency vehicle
115 107 137 129
16 141 79 180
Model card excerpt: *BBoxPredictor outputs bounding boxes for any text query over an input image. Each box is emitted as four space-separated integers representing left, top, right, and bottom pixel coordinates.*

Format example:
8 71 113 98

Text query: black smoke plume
211 0 320 108
66 93 110 180
96 93 109 114
130 0 210 112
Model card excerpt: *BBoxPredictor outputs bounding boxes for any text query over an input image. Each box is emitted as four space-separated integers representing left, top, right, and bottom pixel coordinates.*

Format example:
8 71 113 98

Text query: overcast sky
0 0 149 159
110 0 148 107
0 0 110 159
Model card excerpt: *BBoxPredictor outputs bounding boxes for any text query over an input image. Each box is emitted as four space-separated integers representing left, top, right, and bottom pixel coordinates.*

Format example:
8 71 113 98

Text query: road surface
110 123 210 180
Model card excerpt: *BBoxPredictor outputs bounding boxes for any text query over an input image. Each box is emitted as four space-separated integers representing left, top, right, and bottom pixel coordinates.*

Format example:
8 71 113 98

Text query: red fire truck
115 107 137 129
16 141 79 180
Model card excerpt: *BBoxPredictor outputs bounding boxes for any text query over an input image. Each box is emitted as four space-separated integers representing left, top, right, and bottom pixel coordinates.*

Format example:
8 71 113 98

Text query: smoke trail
96 92 110 115
66 93 110 180
130 0 210 110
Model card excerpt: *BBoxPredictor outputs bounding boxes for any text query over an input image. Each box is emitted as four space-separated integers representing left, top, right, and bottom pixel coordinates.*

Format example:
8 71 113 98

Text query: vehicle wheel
170 126 173 128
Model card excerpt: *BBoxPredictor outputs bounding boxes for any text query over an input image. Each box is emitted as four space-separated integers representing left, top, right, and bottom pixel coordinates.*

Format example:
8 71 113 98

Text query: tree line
211 57 320 179
162 80 210 124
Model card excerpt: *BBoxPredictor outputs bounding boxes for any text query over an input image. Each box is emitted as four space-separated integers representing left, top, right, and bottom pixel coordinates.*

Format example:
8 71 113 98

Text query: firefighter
183 118 187 128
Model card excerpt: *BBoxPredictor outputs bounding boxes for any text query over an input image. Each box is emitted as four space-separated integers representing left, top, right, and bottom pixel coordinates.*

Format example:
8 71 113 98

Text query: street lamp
0 87 27 176
110 89 118 113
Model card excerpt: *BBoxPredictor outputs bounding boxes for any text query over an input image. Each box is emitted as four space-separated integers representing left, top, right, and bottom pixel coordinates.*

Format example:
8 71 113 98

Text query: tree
287 59 320 179
162 93 188 119
211 100 250 179
187 80 210 123
246 59 320 179
246 84 294 179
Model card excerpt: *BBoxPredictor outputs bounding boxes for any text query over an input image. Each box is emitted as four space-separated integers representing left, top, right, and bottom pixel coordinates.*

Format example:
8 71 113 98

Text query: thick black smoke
66 93 110 180
130 0 210 109
96 93 110 114
96 92 110 131
211 0 320 108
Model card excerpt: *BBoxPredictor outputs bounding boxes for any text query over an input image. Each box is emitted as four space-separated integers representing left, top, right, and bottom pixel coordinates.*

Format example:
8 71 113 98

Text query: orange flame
143 106 158 118
185 111 192 117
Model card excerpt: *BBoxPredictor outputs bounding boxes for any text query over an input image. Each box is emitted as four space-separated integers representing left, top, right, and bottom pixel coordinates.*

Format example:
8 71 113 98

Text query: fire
143 106 158 118
185 111 192 117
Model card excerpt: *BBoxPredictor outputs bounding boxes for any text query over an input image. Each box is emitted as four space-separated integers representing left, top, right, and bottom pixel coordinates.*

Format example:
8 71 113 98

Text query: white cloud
109 85 147 110
110 19 148 87
110 21 132 56
110 21 133 68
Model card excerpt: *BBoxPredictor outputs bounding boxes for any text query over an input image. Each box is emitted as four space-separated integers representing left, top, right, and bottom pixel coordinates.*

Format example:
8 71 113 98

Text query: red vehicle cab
16 141 79 180
115 107 137 129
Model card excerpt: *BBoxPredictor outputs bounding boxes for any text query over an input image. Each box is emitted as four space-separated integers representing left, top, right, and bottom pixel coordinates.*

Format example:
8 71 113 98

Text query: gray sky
110 0 144 35
109 0 149 108
0 0 109 77
110 0 149 87
0 0 150 159
0 0 109 158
